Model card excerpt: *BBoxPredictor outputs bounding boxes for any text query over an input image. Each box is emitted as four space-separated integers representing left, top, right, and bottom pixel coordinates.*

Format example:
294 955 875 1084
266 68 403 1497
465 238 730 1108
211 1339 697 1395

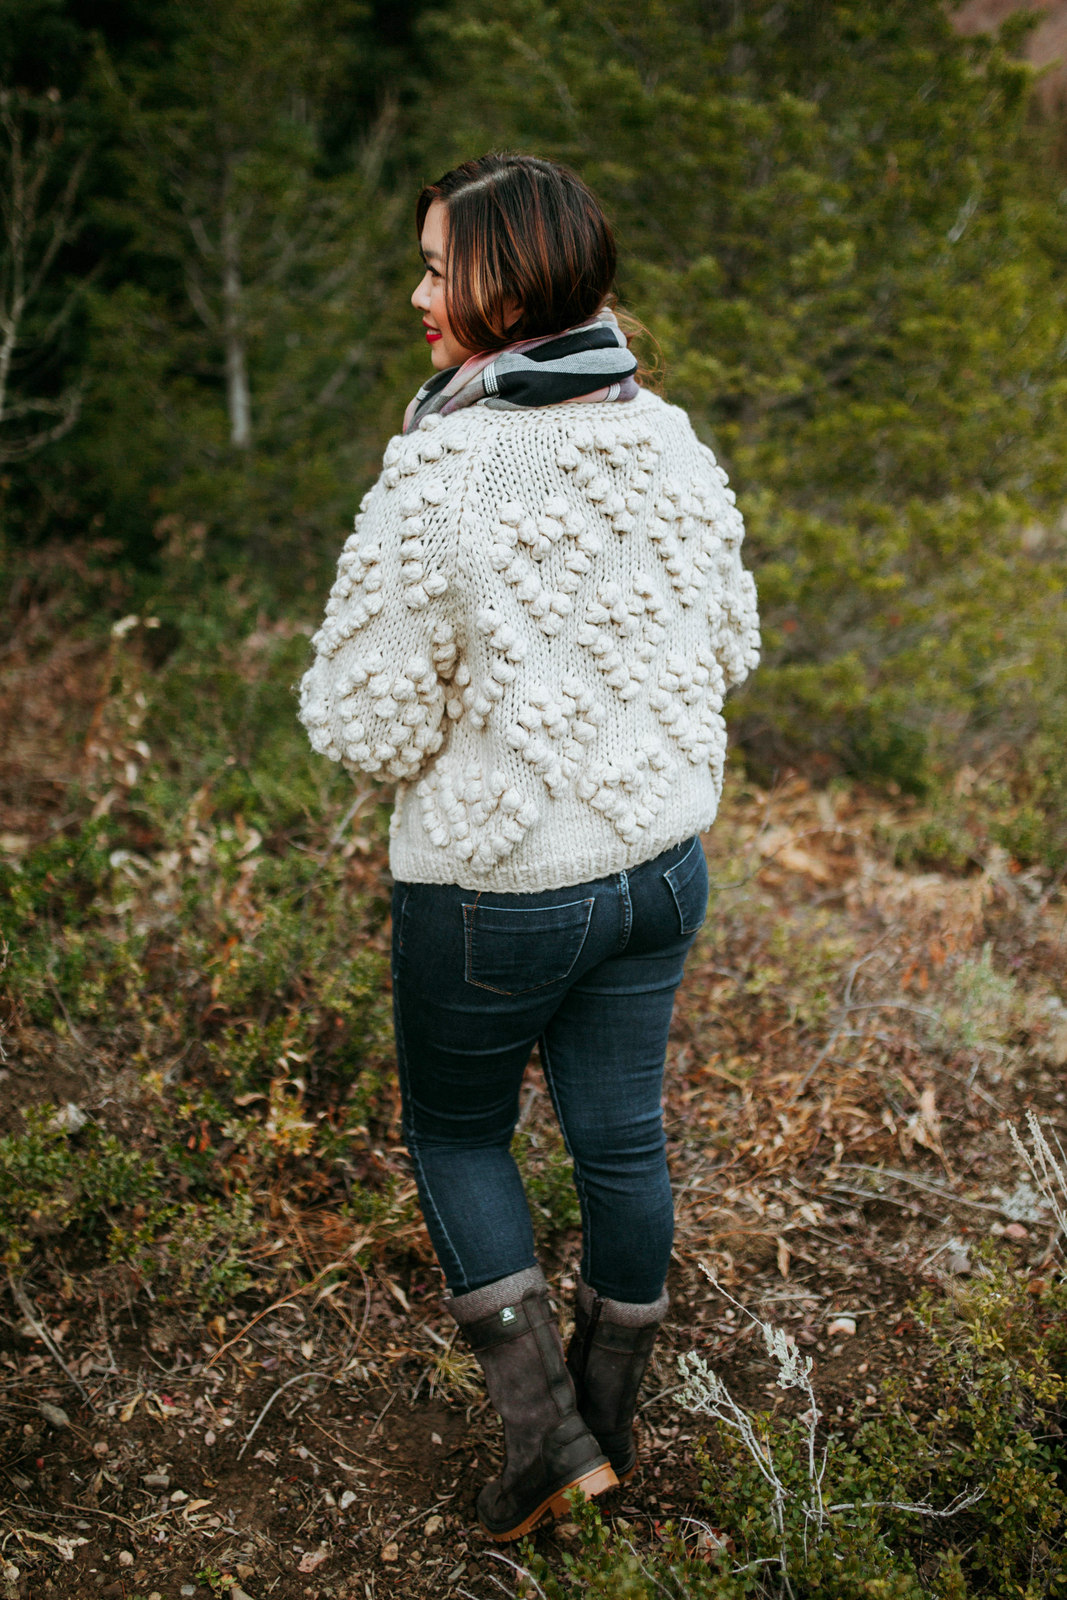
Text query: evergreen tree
4 0 1065 844
82 0 417 560
417 0 1067 807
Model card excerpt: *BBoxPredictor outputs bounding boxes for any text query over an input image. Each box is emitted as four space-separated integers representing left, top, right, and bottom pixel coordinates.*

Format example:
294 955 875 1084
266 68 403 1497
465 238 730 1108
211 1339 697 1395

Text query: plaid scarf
403 306 639 434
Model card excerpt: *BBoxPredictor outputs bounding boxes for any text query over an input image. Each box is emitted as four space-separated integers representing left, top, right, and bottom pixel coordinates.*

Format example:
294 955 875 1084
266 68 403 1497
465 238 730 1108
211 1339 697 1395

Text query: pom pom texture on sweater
298 389 759 891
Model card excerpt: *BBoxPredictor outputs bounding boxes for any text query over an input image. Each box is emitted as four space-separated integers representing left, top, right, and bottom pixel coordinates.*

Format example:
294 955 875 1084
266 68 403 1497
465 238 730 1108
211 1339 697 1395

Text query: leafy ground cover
1 562 1066 1598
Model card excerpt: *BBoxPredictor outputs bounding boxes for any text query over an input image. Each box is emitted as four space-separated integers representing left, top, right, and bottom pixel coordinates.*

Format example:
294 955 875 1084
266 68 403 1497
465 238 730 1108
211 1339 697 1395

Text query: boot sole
479 1461 619 1541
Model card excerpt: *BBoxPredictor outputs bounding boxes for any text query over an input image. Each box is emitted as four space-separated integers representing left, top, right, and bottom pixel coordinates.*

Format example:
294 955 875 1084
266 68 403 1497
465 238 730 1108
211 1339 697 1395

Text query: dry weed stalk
678 1268 983 1593
1008 1109 1067 1244
678 1269 826 1588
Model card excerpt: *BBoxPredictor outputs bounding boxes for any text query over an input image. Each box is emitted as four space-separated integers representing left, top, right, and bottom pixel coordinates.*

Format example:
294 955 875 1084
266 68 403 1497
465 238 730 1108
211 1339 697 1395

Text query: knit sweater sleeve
297 418 469 781
693 438 761 691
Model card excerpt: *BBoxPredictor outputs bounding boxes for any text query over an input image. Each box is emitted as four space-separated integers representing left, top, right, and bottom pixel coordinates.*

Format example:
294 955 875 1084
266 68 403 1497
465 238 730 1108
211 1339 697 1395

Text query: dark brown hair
416 151 620 353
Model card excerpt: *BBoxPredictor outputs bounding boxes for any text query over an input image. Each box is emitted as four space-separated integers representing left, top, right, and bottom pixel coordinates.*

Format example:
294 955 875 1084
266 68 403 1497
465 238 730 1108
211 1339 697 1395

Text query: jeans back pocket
663 837 709 936
463 898 595 995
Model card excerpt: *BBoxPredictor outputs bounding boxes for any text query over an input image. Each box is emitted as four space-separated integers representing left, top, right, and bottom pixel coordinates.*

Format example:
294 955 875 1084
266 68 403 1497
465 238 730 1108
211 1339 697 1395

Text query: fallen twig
58 1501 139 1532
206 1253 362 1370
486 1550 551 1599
836 1164 1009 1214
366 1389 396 1441
7 1274 93 1407
305 1415 371 1465
237 1369 332 1460
826 1489 985 1518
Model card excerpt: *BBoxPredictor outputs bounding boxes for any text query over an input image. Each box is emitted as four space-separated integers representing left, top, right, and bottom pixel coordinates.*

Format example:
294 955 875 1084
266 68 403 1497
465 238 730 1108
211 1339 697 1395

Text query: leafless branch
0 88 91 462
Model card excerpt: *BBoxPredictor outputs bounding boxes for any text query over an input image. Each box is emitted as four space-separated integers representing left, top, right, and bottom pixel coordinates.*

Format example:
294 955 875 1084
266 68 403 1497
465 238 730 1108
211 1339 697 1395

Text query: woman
299 151 760 1541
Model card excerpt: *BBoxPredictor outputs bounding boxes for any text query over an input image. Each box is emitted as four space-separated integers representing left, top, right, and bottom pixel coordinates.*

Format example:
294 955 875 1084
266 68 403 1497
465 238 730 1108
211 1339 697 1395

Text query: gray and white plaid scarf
403 307 639 434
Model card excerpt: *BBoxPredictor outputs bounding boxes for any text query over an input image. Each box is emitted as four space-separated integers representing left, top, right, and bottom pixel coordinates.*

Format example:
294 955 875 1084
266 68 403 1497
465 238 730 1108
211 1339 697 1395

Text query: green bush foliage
0 1108 262 1306
515 1256 1067 1599
414 0 1067 849
0 577 398 1297
513 1122 583 1241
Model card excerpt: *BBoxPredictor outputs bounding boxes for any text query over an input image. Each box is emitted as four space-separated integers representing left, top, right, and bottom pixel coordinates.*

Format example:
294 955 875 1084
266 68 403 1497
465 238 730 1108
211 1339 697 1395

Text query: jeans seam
394 884 410 954
392 966 470 1291
538 1031 595 1288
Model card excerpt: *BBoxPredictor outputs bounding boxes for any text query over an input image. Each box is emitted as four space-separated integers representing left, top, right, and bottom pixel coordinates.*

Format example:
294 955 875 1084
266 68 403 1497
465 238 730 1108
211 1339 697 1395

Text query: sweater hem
387 811 719 893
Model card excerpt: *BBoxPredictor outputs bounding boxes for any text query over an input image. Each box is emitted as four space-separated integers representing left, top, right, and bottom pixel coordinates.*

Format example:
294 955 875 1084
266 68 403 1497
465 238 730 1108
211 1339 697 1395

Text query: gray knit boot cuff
575 1276 670 1328
444 1266 548 1327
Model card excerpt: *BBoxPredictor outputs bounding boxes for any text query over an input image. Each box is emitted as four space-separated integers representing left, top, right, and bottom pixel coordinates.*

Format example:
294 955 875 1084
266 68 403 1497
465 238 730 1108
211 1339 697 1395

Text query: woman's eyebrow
420 246 444 267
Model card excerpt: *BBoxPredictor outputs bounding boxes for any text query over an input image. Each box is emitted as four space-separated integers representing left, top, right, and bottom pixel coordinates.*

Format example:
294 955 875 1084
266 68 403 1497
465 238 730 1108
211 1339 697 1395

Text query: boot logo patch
500 1306 517 1325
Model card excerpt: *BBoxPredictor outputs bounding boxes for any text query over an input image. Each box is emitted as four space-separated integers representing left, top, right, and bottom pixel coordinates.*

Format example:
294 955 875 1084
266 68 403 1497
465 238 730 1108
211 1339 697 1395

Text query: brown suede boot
565 1277 669 1481
446 1267 618 1540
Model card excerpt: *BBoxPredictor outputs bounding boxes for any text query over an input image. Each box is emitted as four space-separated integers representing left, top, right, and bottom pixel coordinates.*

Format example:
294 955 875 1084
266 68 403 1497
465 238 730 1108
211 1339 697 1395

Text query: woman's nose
411 272 431 311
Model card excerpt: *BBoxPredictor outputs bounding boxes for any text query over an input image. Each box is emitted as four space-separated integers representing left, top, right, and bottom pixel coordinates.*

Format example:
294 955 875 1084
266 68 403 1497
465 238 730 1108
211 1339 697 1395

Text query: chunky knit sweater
298 388 760 891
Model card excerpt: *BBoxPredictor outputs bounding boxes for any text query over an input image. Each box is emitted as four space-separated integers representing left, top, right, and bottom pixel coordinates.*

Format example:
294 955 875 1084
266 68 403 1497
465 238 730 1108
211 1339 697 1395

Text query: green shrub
515 1255 1067 1599
0 582 397 1298
514 1123 583 1241
0 1107 264 1306
420 0 1067 858
889 813 980 876
0 1110 166 1267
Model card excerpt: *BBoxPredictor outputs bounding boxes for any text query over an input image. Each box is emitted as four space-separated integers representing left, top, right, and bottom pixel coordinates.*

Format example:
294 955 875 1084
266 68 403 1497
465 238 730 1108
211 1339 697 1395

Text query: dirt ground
2 606 1066 1599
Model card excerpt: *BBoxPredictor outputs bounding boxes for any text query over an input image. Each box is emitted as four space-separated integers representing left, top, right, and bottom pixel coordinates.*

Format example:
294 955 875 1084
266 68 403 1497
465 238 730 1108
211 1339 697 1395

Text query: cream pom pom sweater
298 388 760 891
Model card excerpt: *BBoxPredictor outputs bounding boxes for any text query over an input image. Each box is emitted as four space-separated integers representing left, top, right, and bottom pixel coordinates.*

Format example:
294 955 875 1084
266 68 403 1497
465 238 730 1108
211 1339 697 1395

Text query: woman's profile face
411 200 483 372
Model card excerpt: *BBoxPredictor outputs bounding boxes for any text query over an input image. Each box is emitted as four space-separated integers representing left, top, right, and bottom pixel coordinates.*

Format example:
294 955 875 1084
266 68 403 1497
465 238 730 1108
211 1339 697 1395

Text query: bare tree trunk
0 105 26 431
221 196 251 449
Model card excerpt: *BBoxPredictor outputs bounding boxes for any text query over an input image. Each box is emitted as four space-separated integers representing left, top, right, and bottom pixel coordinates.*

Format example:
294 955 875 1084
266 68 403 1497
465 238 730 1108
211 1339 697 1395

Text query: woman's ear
502 296 522 333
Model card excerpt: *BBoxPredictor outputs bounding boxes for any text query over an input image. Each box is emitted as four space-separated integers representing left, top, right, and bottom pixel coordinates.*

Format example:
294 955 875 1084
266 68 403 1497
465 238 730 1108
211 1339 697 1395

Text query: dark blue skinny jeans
390 834 709 1304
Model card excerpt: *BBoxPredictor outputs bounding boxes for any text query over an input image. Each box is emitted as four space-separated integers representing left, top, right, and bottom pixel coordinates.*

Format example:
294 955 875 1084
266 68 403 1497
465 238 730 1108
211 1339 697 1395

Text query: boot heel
549 1461 619 1516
